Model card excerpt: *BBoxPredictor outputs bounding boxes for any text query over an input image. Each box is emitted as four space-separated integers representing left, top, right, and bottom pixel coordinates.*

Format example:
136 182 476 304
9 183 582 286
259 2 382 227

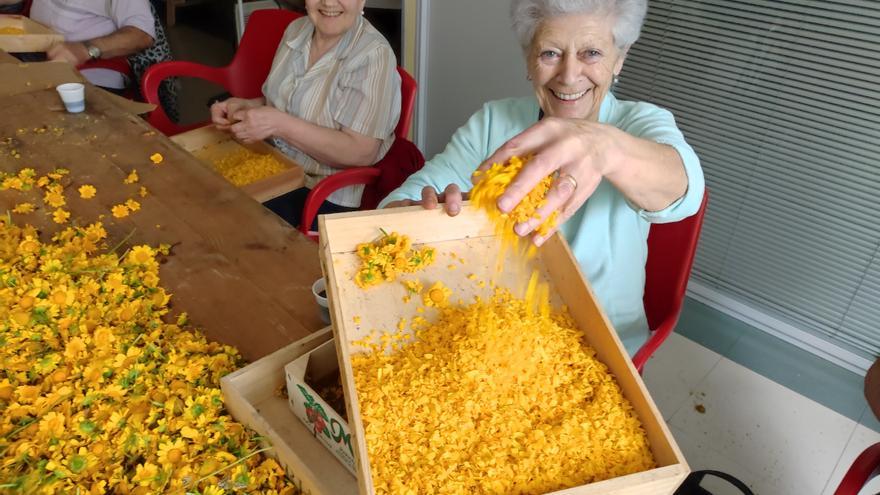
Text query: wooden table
0 48 18 63
0 85 325 361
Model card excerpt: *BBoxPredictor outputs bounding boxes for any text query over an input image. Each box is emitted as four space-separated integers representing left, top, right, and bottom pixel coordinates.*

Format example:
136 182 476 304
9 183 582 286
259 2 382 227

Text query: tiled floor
645 332 880 494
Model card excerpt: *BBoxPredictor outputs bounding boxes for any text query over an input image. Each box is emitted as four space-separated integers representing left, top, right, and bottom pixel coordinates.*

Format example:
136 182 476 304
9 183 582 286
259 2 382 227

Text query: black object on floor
674 470 755 495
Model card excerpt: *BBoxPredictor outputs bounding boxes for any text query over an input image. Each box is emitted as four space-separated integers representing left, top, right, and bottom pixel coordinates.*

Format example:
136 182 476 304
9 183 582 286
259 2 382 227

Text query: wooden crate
171 125 304 203
0 15 63 53
220 326 358 495
318 205 690 495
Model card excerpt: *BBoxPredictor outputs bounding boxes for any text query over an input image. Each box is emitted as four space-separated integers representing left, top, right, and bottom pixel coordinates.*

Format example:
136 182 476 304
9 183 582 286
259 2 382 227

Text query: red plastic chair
632 190 709 374
298 66 418 240
834 442 880 495
141 9 303 136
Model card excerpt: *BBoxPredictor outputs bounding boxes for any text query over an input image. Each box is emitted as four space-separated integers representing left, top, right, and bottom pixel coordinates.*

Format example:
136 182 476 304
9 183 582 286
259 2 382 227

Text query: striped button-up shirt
263 15 401 207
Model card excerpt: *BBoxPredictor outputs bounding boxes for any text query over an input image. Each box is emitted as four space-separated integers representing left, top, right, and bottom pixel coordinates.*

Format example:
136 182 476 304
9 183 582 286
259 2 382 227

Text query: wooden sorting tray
0 15 63 53
220 326 357 495
318 205 690 495
171 125 304 203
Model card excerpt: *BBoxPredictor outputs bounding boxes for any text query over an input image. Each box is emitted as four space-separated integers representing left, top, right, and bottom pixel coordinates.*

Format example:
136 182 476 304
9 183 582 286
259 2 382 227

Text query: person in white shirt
30 0 155 90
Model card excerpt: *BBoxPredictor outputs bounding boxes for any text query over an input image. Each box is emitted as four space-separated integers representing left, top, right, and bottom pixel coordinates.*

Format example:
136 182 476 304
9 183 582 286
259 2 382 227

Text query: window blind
614 0 880 360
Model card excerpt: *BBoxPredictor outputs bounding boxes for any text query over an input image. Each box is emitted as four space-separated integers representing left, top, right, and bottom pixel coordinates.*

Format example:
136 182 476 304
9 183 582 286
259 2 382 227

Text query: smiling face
305 0 365 41
528 13 626 121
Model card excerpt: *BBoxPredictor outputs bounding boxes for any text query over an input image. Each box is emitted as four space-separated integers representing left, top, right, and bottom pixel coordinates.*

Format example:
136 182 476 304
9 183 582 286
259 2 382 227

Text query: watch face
88 45 101 59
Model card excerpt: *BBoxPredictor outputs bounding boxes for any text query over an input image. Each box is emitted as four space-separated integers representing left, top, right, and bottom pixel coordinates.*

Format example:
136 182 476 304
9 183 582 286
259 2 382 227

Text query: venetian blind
614 0 880 359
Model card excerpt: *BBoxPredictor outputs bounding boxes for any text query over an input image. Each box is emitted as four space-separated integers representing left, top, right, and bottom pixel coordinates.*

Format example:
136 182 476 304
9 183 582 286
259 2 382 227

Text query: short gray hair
510 0 647 52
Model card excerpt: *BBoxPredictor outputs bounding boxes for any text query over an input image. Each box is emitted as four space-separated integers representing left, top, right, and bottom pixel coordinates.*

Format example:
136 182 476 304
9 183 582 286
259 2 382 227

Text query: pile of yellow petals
471 155 559 245
211 150 289 187
0 27 25 35
352 289 655 494
354 231 435 288
0 220 296 494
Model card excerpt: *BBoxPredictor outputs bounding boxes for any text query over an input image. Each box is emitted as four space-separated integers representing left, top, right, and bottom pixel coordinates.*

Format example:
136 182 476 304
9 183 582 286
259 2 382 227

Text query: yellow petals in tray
471 154 559 241
210 149 289 187
351 289 656 494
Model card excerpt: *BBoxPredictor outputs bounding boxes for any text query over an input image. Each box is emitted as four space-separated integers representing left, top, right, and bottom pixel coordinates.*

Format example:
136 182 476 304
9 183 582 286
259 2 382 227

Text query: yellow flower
203 486 225 495
18 236 40 254
132 462 159 485
44 190 66 208
47 168 69 180
52 208 71 224
84 222 107 243
67 448 97 476
1 176 24 190
127 245 155 265
150 152 164 164
78 184 97 199
423 281 451 308
156 438 187 467
111 204 130 218
0 219 296 492
124 199 141 212
138 186 148 197
38 411 66 439
124 170 139 184
12 202 35 214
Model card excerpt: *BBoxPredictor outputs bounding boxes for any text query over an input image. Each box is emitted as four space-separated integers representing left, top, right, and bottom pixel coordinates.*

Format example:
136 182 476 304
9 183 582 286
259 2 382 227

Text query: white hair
510 0 647 52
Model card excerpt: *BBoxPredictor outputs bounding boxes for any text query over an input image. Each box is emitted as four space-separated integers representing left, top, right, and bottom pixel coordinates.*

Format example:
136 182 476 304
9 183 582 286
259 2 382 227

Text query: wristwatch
84 42 102 60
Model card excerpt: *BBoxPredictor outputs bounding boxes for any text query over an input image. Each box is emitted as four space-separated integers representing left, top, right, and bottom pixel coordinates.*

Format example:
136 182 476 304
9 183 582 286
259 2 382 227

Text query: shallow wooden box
171 125 304 203
319 205 690 495
220 326 357 495
0 15 63 53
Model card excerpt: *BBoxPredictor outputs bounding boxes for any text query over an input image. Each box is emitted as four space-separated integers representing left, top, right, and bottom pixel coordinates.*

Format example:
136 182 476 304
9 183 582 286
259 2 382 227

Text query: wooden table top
0 85 325 361
0 49 19 64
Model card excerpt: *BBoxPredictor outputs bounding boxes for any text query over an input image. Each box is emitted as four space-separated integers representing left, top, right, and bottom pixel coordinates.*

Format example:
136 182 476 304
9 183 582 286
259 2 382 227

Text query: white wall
419 0 533 158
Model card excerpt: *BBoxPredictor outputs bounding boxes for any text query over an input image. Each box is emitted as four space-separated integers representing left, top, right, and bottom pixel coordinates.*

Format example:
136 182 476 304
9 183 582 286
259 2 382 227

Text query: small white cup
56 83 85 113
312 278 331 325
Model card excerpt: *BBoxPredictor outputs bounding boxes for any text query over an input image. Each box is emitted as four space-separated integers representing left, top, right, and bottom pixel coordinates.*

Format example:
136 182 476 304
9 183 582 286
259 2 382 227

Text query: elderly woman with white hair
382 0 705 354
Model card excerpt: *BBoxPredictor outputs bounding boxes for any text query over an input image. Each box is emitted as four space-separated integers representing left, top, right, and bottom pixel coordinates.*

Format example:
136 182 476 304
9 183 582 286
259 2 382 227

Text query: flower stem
190 446 273 487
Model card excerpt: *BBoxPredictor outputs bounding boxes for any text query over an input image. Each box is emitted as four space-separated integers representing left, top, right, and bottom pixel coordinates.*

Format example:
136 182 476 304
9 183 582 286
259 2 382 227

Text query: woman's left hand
475 117 618 245
229 106 286 143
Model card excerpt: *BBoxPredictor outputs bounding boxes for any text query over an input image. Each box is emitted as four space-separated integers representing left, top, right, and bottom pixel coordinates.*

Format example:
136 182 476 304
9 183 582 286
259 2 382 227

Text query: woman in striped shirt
211 0 401 228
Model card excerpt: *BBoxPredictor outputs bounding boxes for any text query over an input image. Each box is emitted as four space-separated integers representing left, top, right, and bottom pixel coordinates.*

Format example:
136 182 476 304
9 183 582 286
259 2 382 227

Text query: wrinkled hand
228 106 284 143
210 98 260 130
475 117 615 245
47 42 90 66
384 184 469 216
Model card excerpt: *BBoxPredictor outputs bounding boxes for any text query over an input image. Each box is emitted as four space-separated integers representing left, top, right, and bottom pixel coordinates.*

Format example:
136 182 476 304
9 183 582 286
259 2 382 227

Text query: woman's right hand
211 98 260 130
385 184 468 217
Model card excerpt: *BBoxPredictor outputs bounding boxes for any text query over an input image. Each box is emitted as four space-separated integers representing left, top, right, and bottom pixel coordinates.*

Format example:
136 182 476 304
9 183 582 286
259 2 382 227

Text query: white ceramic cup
56 83 85 113
312 278 331 325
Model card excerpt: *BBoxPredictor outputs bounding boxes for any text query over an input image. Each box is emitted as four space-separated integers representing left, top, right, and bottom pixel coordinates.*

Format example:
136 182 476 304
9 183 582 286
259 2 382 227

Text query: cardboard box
220 326 358 495
318 205 690 495
171 125 304 203
285 339 356 476
0 15 64 53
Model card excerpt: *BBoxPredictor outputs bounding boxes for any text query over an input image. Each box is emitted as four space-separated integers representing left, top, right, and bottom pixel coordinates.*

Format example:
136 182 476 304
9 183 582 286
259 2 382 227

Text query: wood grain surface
0 87 325 361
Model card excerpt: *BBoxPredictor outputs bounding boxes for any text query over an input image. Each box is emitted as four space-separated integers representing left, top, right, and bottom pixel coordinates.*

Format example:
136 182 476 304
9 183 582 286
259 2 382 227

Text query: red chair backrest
835 442 880 495
643 192 709 331
395 66 416 139
224 9 302 98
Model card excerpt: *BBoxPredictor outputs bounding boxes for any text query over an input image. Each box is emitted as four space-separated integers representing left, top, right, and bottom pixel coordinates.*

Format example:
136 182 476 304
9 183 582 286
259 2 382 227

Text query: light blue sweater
380 94 705 355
